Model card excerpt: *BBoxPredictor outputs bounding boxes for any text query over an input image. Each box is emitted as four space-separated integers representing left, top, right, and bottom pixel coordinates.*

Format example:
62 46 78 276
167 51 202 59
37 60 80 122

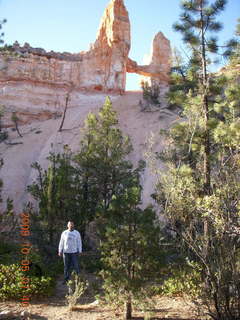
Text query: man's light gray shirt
58 229 82 254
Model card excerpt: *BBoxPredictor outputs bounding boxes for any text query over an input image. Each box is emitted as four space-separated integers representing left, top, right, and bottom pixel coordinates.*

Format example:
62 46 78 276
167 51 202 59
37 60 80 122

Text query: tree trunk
58 93 70 132
126 224 133 320
200 0 211 196
15 121 23 138
200 0 211 261
125 298 132 320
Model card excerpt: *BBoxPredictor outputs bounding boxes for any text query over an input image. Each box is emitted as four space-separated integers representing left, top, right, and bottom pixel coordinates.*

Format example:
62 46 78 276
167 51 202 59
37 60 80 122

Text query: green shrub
159 263 201 297
80 253 102 273
0 264 54 301
66 272 88 310
43 259 63 277
0 240 21 265
0 131 8 143
0 241 18 255
140 80 161 111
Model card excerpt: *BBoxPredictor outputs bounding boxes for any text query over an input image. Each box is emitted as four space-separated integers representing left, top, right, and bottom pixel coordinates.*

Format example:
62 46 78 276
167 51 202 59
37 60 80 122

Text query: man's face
68 222 74 231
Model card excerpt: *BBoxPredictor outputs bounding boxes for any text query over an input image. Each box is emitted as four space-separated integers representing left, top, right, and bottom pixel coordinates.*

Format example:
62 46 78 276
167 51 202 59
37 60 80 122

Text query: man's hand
58 252 62 257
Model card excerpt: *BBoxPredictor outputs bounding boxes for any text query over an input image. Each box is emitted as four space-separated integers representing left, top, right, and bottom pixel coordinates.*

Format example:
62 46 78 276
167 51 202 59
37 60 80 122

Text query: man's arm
58 232 64 256
76 231 82 254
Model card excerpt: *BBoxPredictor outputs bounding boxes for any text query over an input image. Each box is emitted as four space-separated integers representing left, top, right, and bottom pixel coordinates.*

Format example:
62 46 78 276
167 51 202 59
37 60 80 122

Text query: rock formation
93 0 131 92
0 0 171 116
0 0 130 96
127 32 171 85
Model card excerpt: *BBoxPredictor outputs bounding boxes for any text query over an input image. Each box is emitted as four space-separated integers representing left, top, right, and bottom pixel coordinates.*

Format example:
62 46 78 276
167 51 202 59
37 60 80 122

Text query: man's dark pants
63 252 80 282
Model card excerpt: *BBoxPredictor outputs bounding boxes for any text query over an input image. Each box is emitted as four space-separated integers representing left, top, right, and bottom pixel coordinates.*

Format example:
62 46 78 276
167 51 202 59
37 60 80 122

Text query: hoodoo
0 0 171 109
127 32 171 85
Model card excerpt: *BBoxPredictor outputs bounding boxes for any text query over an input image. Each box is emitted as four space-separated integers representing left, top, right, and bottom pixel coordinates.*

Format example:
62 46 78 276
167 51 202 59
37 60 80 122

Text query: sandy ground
0 273 205 320
0 91 179 214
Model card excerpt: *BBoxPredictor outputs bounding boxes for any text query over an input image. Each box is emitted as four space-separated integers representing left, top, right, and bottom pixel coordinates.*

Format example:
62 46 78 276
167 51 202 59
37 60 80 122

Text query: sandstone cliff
0 0 171 113
0 0 130 98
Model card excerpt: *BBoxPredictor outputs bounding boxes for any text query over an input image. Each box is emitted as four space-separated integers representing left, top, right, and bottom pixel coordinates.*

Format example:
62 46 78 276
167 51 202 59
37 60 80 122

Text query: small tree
230 17 240 65
0 18 7 45
11 112 22 138
27 150 82 250
0 105 5 132
139 80 161 111
65 272 88 311
58 86 73 132
0 160 17 240
0 105 8 142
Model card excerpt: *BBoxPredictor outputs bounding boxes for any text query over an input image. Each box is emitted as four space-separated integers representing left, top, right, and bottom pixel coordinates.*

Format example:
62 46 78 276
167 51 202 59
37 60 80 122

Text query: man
58 221 82 284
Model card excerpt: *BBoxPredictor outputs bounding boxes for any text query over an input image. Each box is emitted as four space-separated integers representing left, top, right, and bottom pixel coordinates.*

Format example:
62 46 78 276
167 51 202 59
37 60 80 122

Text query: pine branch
207 37 219 53
208 21 223 32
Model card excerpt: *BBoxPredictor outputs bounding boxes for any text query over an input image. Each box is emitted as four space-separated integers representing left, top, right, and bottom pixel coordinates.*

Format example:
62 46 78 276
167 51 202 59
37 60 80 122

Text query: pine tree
140 80 161 111
27 150 83 251
0 18 6 45
167 49 199 109
74 96 134 227
11 112 22 138
153 1 240 318
230 17 240 64
173 0 237 194
100 181 161 320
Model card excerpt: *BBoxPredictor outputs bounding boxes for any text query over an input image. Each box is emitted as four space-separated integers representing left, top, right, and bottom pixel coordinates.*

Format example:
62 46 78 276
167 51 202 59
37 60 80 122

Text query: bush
0 264 54 301
80 253 102 273
0 240 20 263
65 272 88 310
139 81 161 111
0 131 8 143
159 262 201 297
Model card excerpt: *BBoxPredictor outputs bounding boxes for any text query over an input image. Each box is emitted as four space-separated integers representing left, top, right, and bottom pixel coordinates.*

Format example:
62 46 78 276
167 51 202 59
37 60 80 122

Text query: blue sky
1 0 239 90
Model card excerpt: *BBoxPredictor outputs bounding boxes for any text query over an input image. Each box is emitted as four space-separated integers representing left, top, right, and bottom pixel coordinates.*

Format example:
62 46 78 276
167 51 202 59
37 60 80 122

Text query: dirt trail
0 273 205 320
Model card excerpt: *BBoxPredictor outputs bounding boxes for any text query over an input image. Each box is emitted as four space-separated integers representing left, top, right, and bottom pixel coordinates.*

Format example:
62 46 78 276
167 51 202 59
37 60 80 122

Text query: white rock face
0 92 177 214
